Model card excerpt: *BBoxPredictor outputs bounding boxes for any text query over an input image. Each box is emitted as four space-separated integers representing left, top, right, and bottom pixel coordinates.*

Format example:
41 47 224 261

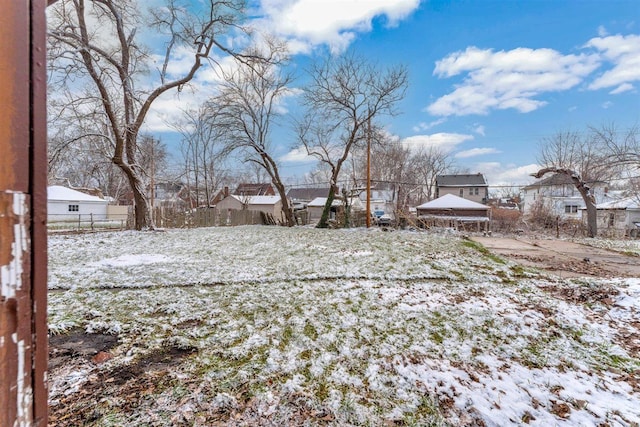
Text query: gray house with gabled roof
435 173 489 204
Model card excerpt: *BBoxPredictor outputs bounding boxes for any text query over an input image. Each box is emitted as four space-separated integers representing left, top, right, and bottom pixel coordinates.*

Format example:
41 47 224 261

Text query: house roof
436 173 487 187
229 195 281 205
307 197 342 207
416 194 489 210
523 173 608 190
48 186 107 203
595 197 640 210
523 173 574 190
287 187 330 201
233 183 274 196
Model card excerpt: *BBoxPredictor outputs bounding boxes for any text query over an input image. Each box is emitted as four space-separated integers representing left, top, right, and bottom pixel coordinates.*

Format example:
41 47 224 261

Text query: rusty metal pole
1 0 49 425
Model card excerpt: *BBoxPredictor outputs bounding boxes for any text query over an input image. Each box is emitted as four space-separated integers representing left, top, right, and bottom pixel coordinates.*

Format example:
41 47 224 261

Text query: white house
47 185 109 223
522 174 608 219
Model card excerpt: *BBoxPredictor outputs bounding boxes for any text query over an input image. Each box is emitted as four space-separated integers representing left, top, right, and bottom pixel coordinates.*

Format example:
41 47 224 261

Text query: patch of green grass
279 324 294 350
402 395 449 426
462 240 506 265
303 320 319 340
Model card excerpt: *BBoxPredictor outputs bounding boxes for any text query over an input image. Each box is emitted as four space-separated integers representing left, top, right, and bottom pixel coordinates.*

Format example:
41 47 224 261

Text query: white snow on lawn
48 226 640 426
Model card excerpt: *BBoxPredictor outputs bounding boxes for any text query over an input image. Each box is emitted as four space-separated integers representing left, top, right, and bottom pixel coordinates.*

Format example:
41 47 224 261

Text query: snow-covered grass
48 226 640 426
574 237 640 257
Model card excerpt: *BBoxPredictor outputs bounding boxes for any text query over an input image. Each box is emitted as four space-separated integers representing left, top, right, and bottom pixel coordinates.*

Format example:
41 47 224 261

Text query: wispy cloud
609 83 634 94
412 118 447 132
455 147 500 158
255 0 421 54
401 132 473 152
427 46 600 116
472 124 485 136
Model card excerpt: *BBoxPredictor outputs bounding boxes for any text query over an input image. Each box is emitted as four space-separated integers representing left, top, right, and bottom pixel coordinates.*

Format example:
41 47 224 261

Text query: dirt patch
471 236 640 278
49 331 119 370
48 332 198 427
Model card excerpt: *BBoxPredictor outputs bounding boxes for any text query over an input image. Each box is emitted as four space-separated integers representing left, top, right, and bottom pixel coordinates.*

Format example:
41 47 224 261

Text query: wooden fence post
0 0 48 425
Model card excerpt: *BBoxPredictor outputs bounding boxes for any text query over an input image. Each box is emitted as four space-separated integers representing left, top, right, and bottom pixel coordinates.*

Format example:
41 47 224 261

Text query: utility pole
366 116 371 228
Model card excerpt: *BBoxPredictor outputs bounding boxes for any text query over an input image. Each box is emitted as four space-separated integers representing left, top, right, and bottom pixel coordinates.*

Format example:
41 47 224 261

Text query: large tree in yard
47 0 249 229
297 54 408 228
535 130 616 238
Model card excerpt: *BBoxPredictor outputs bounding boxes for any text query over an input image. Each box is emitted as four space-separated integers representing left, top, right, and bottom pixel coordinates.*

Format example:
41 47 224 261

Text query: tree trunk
317 183 338 228
272 181 295 227
114 158 154 230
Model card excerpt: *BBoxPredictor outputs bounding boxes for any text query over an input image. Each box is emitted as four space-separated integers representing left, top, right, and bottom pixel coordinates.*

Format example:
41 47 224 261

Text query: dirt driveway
472 236 640 278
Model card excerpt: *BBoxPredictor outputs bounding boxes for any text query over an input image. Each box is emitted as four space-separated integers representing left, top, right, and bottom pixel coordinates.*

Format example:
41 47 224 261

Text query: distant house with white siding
522 174 609 219
47 185 109 223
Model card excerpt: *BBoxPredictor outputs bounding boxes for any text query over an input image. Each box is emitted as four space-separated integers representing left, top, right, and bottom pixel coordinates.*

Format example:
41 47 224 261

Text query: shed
47 185 109 223
216 194 283 219
590 197 640 237
416 194 490 231
307 197 342 224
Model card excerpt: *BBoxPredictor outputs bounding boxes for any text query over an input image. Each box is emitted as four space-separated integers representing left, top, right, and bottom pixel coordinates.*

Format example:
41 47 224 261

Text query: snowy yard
47 226 640 426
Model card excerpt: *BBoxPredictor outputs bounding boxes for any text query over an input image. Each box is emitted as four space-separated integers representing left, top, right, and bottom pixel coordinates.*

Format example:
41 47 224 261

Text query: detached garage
416 193 490 232
47 185 109 223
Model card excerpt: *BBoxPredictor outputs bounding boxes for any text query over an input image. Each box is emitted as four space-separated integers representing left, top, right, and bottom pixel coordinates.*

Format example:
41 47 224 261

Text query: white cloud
401 132 473 152
474 162 541 187
280 146 315 163
427 46 600 116
602 101 613 109
586 34 640 91
597 25 609 37
473 124 485 136
609 83 634 94
412 118 447 132
455 147 500 159
256 0 420 54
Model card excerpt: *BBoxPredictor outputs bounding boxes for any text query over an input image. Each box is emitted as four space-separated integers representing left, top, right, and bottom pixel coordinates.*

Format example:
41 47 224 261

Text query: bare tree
535 130 613 237
212 40 297 226
47 0 249 229
175 106 229 207
413 146 456 203
590 123 640 191
297 54 408 228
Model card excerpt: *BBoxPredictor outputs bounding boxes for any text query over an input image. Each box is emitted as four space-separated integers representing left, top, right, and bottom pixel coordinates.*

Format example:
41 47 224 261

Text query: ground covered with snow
47 226 640 426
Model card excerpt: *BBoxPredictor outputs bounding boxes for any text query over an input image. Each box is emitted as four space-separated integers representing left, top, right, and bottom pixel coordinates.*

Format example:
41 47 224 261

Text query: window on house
68 204 79 212
564 205 578 214
459 189 464 197
608 213 615 227
474 188 479 195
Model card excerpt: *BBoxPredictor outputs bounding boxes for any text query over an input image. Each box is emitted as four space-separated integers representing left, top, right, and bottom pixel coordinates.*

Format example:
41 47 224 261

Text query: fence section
153 207 270 228
48 213 130 232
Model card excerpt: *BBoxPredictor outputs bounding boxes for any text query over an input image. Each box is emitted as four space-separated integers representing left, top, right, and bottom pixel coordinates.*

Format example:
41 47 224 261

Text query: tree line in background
46 0 639 235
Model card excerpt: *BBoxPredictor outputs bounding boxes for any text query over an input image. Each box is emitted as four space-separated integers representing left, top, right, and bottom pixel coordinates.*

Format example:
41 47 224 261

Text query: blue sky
150 0 640 186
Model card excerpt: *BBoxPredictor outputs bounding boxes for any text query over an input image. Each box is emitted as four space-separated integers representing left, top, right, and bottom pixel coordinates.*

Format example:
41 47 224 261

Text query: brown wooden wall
0 0 48 425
